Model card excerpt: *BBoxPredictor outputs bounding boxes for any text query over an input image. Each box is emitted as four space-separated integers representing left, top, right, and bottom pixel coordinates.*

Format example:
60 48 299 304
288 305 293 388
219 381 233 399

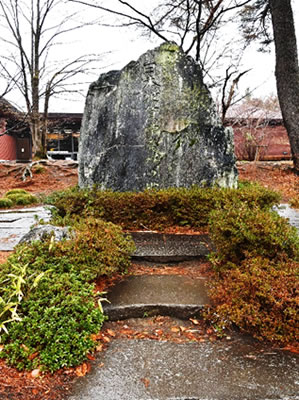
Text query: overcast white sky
2 0 299 113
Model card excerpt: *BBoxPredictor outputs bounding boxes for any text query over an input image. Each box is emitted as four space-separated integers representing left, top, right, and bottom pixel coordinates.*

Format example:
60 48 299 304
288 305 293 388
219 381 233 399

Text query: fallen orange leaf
106 329 116 337
75 363 90 377
141 378 150 388
282 345 299 354
96 344 104 352
28 352 39 361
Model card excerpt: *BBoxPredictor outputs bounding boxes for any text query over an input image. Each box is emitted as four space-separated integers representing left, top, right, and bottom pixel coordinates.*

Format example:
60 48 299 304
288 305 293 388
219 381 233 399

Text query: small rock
31 368 40 378
19 224 73 244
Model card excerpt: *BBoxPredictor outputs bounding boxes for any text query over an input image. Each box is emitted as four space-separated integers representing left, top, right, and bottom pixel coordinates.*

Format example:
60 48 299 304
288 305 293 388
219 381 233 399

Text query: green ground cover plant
0 219 134 372
0 189 38 208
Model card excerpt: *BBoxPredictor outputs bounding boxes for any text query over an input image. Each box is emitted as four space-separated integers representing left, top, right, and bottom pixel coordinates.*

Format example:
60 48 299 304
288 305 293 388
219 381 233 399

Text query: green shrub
206 200 299 346
59 218 136 279
2 190 38 207
47 183 280 231
206 256 298 345
1 271 104 372
5 193 38 206
5 189 28 196
32 164 46 174
0 197 13 208
0 218 134 372
209 204 299 269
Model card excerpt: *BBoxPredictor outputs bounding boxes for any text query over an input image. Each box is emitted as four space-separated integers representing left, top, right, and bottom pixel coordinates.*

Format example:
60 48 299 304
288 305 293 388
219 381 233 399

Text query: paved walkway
274 203 299 230
68 335 299 400
0 206 52 250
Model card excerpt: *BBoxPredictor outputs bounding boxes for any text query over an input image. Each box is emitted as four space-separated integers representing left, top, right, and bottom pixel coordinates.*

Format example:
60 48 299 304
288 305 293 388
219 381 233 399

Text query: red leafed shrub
207 256 298 345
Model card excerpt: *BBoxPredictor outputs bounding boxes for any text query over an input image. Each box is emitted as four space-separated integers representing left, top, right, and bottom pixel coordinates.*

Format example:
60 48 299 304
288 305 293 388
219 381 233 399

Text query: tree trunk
269 0 299 172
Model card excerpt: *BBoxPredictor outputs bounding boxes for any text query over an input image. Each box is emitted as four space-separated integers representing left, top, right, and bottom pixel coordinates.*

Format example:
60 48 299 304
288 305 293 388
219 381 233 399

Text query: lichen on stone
79 42 238 191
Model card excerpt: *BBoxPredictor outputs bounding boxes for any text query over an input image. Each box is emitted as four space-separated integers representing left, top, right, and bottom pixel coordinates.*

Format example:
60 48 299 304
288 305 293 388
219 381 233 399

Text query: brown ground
0 160 78 198
237 161 298 202
0 160 297 200
0 160 298 399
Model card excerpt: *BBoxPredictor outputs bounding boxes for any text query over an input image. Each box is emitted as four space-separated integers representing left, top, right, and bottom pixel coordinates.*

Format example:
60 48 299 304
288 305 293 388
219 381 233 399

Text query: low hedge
206 256 298 345
209 204 299 268
0 219 134 372
47 182 281 230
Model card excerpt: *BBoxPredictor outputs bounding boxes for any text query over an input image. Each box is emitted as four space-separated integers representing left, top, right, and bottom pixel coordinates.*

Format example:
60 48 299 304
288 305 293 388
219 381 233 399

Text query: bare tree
68 0 253 121
69 1 252 68
0 0 100 157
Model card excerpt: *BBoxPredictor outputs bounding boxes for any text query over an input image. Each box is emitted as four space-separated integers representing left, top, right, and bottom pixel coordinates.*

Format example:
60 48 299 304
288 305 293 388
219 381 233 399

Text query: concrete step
103 274 210 320
130 231 213 262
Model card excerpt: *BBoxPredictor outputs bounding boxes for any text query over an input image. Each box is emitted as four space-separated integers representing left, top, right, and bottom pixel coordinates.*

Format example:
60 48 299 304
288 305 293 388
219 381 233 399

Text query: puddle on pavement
274 203 299 230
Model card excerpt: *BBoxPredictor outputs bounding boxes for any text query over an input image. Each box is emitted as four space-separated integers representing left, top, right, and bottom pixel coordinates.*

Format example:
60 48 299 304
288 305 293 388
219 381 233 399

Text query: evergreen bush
0 218 134 371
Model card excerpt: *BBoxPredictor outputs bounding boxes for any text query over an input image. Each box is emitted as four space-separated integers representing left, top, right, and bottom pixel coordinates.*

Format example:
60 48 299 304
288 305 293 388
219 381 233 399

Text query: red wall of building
0 120 17 160
233 123 291 161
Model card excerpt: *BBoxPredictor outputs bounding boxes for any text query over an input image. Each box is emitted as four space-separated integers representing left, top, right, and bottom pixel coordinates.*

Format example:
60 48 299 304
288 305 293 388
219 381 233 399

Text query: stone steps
130 231 213 262
103 274 210 321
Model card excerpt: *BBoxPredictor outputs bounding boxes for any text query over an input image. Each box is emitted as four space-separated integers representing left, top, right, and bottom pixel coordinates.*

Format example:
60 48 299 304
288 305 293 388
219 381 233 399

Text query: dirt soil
0 160 78 198
0 160 297 200
0 160 298 400
237 161 298 202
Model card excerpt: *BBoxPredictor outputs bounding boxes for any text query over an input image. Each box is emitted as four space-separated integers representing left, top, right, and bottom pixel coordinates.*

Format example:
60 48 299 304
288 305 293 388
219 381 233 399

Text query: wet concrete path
68 336 299 400
274 203 299 230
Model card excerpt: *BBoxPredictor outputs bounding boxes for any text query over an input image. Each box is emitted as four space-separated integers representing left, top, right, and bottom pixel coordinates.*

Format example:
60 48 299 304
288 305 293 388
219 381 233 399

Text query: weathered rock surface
79 42 238 191
19 224 72 244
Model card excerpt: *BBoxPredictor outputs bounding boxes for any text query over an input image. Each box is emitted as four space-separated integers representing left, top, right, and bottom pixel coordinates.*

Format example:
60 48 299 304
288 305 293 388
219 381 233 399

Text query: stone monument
79 42 238 191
